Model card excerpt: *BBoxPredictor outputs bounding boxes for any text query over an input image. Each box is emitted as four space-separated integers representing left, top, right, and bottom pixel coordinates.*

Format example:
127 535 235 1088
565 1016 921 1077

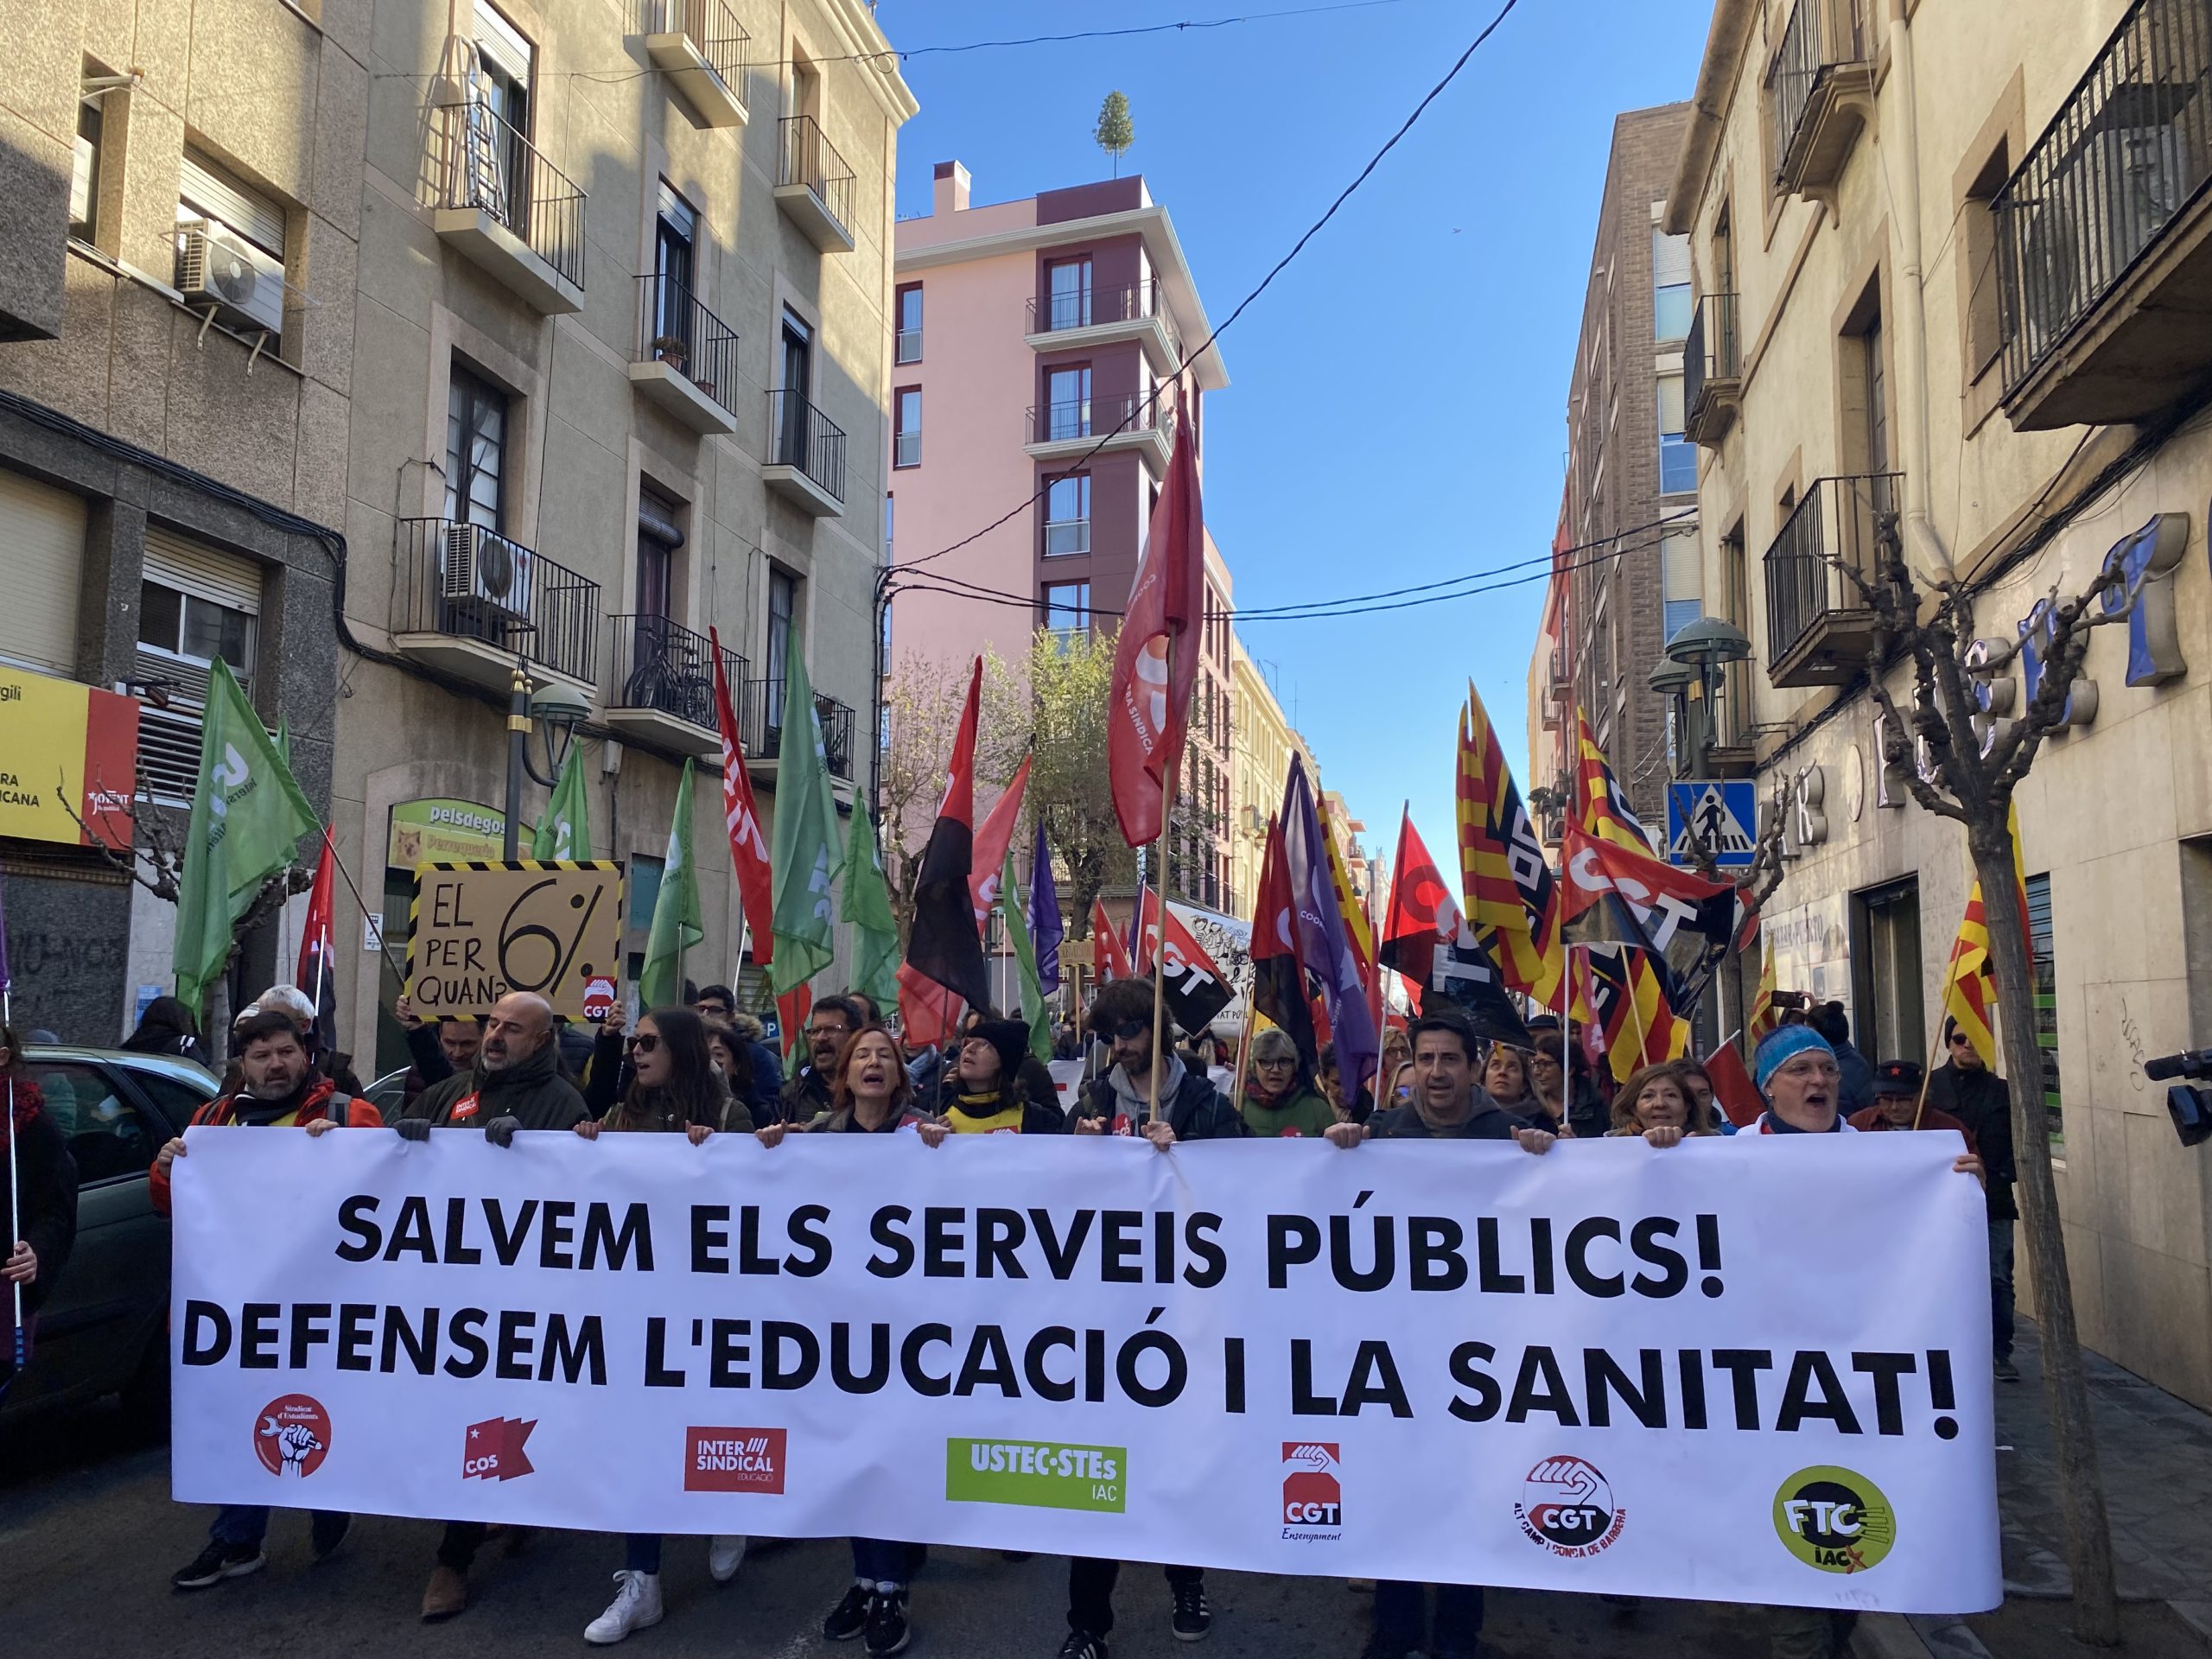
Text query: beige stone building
1225 635 1296 920
1667 0 2212 1402
334 0 912 1069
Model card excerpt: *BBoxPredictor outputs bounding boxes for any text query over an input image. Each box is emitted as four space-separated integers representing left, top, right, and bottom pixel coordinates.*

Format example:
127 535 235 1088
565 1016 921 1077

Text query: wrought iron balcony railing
636 270 740 415
607 612 745 733
1764 0 1872 192
743 678 855 779
633 0 749 92
396 518 601 683
1761 474 1898 670
1683 292 1741 442
435 99 587 290
778 114 855 235
767 390 848 503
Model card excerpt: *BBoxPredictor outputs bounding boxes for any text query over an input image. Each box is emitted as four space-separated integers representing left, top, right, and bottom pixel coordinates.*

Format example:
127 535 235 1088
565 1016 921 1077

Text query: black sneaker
1059 1631 1110 1659
309 1514 353 1564
1170 1576 1211 1642
864 1589 911 1657
173 1540 264 1591
823 1583 872 1641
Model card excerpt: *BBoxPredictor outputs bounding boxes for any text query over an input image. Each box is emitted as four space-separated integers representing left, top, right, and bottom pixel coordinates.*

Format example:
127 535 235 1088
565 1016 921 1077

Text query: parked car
361 1065 410 1123
1 1046 219 1426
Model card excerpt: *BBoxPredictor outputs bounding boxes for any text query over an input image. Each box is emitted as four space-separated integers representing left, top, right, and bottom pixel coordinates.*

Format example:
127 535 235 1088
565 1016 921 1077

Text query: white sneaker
585 1570 664 1645
709 1535 747 1583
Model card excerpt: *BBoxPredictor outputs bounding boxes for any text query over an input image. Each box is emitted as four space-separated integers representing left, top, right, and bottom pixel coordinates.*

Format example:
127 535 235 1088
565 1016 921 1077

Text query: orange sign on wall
0 664 141 850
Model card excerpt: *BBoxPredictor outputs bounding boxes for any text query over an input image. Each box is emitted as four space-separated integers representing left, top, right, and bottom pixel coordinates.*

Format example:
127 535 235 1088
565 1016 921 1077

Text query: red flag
1091 899 1133 982
895 962 962 1047
775 982 813 1069
1156 904 1233 1033
969 754 1033 930
1250 816 1319 1070
906 658 993 1013
1705 1040 1764 1128
1108 402 1205 847
1378 810 1529 1046
1129 884 1162 976
296 827 337 1054
710 627 774 968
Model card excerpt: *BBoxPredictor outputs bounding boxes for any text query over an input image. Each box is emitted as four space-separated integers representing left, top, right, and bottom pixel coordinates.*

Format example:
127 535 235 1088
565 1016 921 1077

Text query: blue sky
879 0 1712 870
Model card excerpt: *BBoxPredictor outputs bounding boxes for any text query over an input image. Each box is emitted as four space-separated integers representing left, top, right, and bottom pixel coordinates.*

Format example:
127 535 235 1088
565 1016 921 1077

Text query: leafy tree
1094 91 1134 177
1026 627 1138 932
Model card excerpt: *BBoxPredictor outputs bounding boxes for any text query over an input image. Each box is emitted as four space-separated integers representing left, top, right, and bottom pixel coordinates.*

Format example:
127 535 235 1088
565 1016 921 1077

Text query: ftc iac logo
254 1395 333 1479
1774 1466 1896 1574
1515 1456 1626 1558
463 1416 537 1482
686 1427 787 1494
1281 1442 1343 1541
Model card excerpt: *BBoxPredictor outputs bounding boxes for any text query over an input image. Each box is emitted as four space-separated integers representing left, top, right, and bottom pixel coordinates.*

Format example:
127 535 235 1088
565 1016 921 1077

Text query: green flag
532 744 594 860
767 626 842 995
1000 849 1052 1064
639 758 703 1010
274 711 290 767
840 805 900 1012
172 658 319 1015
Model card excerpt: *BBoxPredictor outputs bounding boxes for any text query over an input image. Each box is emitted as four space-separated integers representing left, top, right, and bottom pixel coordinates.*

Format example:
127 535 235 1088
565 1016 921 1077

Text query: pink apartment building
888 163 1239 910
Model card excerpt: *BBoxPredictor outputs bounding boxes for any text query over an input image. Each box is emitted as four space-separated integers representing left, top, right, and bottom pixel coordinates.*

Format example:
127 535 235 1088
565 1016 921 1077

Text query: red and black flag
296 827 338 1055
1379 810 1529 1047
1157 904 1234 1035
1250 815 1319 1071
904 657 994 1016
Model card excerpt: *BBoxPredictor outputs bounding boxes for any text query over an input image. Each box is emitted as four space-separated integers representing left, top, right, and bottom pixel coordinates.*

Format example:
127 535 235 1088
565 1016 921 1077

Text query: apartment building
1225 637 1296 919
1528 104 1698 830
0 1 360 1041
887 165 1241 912
328 0 912 1070
1668 0 2212 1403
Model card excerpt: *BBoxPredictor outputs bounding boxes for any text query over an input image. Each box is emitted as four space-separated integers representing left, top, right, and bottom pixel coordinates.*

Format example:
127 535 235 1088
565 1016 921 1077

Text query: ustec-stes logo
1281 1442 1343 1540
463 1416 537 1482
686 1427 787 1494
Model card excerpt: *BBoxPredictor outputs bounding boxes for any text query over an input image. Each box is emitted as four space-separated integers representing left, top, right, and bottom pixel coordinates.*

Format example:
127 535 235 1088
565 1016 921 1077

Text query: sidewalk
1860 1321 2212 1657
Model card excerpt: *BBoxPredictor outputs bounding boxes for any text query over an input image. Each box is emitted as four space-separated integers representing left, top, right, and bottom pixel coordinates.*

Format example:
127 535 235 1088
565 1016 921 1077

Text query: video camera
2143 1049 2212 1147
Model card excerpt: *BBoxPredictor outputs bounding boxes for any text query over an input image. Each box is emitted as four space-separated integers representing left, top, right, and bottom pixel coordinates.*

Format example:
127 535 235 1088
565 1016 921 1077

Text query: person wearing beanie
944 1020 1064 1135
1847 1058 1977 1148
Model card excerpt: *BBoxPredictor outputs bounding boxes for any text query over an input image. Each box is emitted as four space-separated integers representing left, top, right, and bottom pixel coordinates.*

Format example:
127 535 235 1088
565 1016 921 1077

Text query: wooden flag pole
1623 954 1651 1081
1148 773 1177 1129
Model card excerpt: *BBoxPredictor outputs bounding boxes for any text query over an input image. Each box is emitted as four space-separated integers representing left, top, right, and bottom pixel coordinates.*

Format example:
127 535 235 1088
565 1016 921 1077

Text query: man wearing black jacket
1925 1018 2021 1380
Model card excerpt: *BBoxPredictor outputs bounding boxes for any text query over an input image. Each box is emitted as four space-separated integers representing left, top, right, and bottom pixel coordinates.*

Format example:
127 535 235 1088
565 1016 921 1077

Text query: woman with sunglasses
571 1005 748 1644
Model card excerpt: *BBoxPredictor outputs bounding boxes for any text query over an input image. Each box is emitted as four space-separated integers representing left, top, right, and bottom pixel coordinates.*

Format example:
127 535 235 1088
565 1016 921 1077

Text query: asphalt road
3 1403 1780 1657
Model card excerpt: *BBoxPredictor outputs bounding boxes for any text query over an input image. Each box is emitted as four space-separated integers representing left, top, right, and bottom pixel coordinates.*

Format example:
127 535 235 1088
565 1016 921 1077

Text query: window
1864 317 1889 473
27 1064 156 1183
2026 873 2062 1155
636 487 680 620
0 467 87 677
893 386 921 468
133 525 263 804
1661 529 1701 641
134 1070 217 1130
1046 366 1090 441
766 566 797 729
1044 474 1090 556
895 283 922 364
70 95 102 242
1657 373 1695 493
1652 226 1692 343
1041 581 1090 633
1046 257 1091 331
445 362 509 531
652 181 696 346
777 309 813 464
178 148 285 259
1852 879 1924 1068
1960 143 2011 383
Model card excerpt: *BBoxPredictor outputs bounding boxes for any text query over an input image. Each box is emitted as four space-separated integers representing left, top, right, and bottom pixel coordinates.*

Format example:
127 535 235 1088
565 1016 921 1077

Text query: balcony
774 115 855 254
1996 0 2212 429
392 519 601 693
763 390 847 517
603 613 741 757
1024 391 1175 476
1765 0 1875 200
1761 474 1897 688
741 679 855 782
630 272 740 435
1683 293 1743 446
431 100 586 314
1024 279 1182 376
634 0 749 129
1705 658 1759 777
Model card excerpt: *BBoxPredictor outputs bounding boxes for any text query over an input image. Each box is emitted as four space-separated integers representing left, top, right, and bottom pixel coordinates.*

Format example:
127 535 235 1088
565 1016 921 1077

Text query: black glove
482 1115 523 1148
394 1117 431 1143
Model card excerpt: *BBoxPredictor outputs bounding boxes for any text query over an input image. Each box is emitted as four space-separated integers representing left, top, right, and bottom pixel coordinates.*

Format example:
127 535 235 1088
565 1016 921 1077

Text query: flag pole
1624 955 1650 1080
1914 917 1974 1130
1147 642 1179 1128
4 944 22 1382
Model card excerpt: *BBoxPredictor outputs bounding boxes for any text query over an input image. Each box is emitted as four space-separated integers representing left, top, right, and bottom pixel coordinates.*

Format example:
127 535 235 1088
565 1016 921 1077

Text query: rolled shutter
137 527 266 802
0 469 87 677
180 149 286 257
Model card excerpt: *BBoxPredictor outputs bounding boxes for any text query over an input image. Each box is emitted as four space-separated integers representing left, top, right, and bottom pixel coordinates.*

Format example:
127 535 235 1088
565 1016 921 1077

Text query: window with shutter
178 149 286 258
136 527 264 804
0 469 87 677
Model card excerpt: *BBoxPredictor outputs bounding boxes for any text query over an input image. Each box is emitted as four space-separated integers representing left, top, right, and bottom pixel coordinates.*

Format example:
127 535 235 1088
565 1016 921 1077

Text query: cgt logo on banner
686 1427 786 1494
463 1415 537 1482
1281 1442 1343 1541
1515 1455 1625 1558
254 1395 331 1479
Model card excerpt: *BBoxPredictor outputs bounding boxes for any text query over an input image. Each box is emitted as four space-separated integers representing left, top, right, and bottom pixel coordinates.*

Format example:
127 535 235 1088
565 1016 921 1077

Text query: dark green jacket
408 1037 589 1132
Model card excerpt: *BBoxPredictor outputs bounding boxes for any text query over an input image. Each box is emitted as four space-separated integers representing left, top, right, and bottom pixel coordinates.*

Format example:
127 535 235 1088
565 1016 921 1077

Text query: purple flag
1281 757 1380 1096
1028 818 1064 994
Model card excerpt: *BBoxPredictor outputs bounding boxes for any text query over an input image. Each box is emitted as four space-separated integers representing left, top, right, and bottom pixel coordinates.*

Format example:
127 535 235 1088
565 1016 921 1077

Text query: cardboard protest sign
405 861 622 1019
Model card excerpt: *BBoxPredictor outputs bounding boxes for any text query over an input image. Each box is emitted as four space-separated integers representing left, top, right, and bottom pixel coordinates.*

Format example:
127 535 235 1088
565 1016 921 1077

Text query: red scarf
5 1072 44 1135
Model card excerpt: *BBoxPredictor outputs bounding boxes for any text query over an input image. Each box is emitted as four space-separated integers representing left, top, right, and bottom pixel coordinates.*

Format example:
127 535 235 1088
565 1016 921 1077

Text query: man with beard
154 1009 383 1591
774 995 861 1126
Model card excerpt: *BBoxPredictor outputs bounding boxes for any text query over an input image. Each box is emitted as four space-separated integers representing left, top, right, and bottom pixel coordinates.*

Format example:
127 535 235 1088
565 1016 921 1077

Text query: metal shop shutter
0 468 87 677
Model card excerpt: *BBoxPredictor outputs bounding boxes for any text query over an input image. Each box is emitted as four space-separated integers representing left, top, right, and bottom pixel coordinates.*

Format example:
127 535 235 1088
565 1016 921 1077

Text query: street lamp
1647 658 1694 779
1664 617 1753 781
502 660 591 859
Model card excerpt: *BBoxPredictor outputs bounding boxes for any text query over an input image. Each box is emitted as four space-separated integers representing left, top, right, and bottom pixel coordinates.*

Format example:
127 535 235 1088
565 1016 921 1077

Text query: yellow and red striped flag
1573 706 1653 852
1456 686 1564 1007
1941 882 1999 1066
1748 931 1778 1046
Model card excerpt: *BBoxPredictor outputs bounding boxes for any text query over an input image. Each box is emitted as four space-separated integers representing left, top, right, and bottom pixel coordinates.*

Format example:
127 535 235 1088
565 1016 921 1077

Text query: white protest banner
169 1133 1999 1613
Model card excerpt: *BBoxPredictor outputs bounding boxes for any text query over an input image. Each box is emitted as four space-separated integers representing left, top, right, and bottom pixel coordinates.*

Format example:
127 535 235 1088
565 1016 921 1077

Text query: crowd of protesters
0 968 2004 1659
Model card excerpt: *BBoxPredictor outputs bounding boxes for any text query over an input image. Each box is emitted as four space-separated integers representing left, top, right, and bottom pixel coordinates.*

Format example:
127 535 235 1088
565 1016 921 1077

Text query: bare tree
877 649 1028 931
1846 511 2133 1646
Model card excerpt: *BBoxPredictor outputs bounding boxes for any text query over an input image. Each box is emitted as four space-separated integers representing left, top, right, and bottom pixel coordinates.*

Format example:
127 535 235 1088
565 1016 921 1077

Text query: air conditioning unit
440 522 534 618
176 219 286 336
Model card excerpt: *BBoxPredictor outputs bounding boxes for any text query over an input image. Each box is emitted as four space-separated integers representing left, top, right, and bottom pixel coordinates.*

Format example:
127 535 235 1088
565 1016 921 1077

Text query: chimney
932 161 971 217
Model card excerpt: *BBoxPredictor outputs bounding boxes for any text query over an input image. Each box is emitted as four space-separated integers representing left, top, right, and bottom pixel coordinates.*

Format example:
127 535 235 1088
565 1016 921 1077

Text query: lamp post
1647 658 1694 780
1662 617 1753 783
501 658 591 859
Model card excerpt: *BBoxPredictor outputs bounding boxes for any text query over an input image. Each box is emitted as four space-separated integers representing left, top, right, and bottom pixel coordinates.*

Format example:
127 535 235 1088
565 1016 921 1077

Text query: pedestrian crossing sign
1666 781 1758 867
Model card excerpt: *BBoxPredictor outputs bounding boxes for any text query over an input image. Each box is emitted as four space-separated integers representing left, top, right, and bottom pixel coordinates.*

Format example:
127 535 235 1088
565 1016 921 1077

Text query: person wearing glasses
1923 1016 2019 1380
569 1006 748 1644
776 995 863 1125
